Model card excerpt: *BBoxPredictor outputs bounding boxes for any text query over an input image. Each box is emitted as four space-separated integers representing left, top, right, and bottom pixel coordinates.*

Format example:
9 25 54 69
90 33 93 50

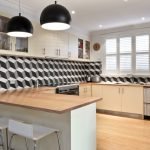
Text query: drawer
144 88 150 103
144 104 150 116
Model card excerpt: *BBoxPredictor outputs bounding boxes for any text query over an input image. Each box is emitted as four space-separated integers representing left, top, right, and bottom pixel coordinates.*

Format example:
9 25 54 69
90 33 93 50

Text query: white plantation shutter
104 35 150 74
136 54 149 70
105 39 117 72
120 55 131 71
136 35 149 72
106 39 117 54
120 37 132 53
119 37 132 72
136 35 149 52
106 55 117 71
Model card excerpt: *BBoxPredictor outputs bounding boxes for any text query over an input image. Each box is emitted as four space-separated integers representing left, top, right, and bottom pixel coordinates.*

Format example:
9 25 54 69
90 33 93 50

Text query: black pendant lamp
40 1 71 31
7 0 33 38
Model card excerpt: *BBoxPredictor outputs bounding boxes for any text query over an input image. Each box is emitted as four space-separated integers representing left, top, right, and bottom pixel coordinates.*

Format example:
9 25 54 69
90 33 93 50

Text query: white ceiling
1 0 150 34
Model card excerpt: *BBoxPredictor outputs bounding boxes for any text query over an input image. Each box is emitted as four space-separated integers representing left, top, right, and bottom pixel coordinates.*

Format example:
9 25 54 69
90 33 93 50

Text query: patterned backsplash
1 55 150 91
100 75 150 83
0 55 102 91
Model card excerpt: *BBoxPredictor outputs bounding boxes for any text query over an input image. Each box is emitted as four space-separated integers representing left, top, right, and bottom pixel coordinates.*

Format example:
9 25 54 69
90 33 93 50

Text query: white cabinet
44 32 69 58
92 85 122 111
92 84 144 115
68 34 78 59
31 26 69 58
56 32 69 58
121 86 143 114
92 85 103 109
79 84 92 97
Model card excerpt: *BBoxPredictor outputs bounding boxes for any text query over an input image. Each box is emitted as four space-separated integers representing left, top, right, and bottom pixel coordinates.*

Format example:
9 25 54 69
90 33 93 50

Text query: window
104 35 150 74
105 39 117 72
119 37 132 72
136 35 149 72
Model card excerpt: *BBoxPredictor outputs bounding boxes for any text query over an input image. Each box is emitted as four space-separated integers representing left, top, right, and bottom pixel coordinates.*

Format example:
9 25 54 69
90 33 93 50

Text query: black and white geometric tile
100 75 150 83
0 55 102 91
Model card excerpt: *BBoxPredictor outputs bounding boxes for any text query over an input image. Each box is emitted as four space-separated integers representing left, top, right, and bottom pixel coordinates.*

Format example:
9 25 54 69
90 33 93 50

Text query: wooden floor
97 114 150 150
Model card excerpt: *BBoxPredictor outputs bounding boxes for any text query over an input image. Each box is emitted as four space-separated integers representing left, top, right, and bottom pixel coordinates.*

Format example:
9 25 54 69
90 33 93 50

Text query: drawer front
144 104 150 116
144 88 150 103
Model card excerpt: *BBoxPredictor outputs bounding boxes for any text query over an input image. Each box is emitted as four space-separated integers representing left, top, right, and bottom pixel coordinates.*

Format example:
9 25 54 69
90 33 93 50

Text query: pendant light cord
19 0 21 16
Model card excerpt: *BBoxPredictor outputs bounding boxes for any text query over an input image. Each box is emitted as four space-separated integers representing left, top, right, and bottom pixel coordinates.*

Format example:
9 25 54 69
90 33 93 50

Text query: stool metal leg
8 134 16 150
25 138 29 150
0 130 4 150
55 132 61 150
6 129 9 150
33 141 37 150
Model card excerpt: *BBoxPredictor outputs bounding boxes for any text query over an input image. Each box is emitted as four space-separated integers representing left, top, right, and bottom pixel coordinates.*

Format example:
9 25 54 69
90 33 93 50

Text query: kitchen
0 0 150 150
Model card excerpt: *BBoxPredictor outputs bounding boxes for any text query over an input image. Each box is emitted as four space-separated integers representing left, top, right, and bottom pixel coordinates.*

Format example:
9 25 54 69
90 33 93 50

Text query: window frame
103 34 150 75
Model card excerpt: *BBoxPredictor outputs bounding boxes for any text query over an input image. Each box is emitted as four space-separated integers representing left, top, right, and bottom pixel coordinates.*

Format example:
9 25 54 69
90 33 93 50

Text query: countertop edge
0 97 102 114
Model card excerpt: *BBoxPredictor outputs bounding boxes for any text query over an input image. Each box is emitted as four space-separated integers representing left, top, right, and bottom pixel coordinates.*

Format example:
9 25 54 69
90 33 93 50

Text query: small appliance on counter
91 75 101 83
86 76 92 82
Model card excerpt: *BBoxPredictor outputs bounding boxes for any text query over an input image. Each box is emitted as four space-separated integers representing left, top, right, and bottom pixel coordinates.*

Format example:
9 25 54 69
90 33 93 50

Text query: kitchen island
0 87 101 150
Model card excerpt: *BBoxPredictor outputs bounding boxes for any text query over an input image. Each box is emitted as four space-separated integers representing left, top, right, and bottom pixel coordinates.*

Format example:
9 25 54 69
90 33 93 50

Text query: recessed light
71 10 76 14
99 24 103 28
141 17 145 21
124 0 128 2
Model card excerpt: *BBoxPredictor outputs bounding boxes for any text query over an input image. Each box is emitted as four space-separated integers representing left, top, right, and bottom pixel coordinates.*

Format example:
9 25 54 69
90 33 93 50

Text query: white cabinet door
102 85 122 111
122 86 143 114
92 85 103 109
57 32 69 58
68 34 78 59
79 85 92 97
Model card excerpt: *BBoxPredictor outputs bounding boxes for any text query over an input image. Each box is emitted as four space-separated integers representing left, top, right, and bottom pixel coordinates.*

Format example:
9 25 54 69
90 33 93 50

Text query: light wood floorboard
97 114 150 150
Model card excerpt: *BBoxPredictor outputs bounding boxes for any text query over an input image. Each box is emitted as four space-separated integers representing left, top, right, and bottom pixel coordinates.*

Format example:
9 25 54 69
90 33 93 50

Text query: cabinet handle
118 88 120 94
10 42 12 50
122 88 124 94
56 49 58 55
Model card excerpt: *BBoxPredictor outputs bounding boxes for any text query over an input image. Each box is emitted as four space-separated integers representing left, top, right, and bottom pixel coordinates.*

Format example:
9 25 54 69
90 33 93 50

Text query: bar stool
8 119 61 150
0 118 9 150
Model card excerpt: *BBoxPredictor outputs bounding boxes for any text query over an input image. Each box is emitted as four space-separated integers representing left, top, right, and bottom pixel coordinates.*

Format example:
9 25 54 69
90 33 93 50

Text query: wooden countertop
0 88 101 114
91 82 150 87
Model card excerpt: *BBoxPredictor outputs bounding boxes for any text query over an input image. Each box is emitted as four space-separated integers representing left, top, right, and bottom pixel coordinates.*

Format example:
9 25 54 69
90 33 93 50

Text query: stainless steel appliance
91 75 101 82
87 76 91 82
144 87 150 119
56 84 79 95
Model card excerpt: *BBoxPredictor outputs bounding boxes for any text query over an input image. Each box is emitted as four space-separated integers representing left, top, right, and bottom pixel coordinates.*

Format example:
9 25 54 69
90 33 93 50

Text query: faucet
33 80 39 88
127 74 134 83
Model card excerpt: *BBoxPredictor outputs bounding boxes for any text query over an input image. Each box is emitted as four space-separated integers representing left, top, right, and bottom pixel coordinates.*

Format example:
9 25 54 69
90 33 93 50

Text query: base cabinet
92 84 143 115
79 84 91 97
122 86 143 114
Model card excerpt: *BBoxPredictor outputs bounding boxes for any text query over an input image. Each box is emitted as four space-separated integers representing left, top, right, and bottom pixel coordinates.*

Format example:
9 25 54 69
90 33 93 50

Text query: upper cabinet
32 29 69 58
68 34 78 59
45 31 69 58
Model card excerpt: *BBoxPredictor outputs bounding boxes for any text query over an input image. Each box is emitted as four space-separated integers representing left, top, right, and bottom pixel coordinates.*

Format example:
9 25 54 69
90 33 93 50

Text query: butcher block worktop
0 87 101 114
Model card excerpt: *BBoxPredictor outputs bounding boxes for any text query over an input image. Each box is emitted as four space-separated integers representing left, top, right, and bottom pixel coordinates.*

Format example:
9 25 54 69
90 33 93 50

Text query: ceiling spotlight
124 0 128 2
71 10 76 14
7 0 33 38
99 25 103 28
40 1 71 31
141 17 145 21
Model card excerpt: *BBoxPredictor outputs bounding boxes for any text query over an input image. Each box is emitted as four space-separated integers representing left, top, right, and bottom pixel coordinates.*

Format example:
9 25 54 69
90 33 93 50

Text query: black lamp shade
7 15 33 38
40 2 71 30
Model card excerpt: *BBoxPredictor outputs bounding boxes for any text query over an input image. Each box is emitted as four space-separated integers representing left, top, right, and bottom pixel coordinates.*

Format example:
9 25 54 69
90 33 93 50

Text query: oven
56 84 79 95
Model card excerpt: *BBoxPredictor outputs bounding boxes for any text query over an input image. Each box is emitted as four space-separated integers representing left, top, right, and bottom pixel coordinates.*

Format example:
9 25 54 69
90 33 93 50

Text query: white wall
90 22 150 62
